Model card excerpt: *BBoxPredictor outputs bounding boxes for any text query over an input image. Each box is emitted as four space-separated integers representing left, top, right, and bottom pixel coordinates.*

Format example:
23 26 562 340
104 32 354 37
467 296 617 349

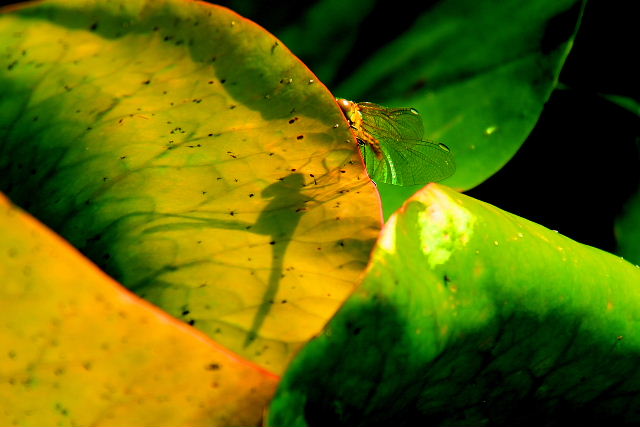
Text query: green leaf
600 93 640 117
0 0 381 374
0 194 278 427
268 184 640 426
337 0 583 186
331 0 584 216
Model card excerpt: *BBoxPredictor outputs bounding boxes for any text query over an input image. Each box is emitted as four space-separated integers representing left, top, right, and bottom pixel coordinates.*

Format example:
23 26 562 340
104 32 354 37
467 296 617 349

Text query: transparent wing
363 139 456 186
357 102 455 185
358 102 425 143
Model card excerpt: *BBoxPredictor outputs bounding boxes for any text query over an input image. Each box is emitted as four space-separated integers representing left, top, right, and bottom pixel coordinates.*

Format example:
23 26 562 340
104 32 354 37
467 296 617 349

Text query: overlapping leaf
269 184 640 426
0 194 278 427
0 0 381 374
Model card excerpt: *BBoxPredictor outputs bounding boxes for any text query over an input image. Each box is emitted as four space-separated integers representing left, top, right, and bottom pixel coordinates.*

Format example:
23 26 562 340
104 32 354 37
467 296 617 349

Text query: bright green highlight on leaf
269 184 640 426
0 0 381 374
0 194 278 427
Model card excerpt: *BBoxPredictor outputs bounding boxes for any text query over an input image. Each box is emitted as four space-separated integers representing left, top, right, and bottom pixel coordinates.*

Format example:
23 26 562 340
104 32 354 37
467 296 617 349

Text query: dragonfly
337 98 455 186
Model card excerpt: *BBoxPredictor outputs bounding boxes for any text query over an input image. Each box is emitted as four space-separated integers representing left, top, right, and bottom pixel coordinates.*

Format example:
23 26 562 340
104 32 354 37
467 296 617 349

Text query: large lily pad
0 193 278 427
0 0 381 374
269 184 640 426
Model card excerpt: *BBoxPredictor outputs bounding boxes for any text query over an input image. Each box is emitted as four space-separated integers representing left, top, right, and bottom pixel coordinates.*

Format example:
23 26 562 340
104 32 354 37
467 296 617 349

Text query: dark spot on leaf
163 35 173 41
87 233 102 242
208 80 214 84
340 170 346 173
270 241 276 245
229 104 236 109
220 79 226 84
249 193 254 198
281 300 287 304
193 98 202 103
297 135 304 140
211 56 216 62
54 403 69 416
291 168 297 172
182 309 190 316
289 117 298 124
188 319 196 326
32 116 39 121
7 60 18 70
90 22 98 31
206 363 221 370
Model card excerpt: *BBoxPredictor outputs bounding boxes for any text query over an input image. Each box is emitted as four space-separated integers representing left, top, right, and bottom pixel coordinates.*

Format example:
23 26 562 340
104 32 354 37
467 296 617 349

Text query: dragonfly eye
337 98 353 115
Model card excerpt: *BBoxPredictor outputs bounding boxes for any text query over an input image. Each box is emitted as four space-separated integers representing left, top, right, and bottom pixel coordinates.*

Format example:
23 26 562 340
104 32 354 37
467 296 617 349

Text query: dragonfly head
336 98 361 128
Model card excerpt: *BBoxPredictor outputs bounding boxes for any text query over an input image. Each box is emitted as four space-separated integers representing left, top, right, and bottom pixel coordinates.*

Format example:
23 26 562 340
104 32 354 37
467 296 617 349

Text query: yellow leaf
0 0 382 373
0 193 278 427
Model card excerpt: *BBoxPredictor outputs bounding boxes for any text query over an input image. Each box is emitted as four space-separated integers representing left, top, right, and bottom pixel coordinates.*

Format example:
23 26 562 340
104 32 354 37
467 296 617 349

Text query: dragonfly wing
382 141 456 185
376 139 456 186
361 144 395 185
358 102 425 142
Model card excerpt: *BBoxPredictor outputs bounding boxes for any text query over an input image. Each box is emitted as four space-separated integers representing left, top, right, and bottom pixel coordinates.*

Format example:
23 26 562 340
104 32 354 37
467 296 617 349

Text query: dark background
2 0 638 253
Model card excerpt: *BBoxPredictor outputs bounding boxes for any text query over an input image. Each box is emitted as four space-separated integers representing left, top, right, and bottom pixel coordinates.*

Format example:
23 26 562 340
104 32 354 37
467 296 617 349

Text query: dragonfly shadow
243 172 308 346
140 173 309 345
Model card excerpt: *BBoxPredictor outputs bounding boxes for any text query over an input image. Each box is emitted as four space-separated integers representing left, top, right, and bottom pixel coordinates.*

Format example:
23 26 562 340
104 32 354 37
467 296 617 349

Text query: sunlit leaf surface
0 194 278 427
0 0 381 374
